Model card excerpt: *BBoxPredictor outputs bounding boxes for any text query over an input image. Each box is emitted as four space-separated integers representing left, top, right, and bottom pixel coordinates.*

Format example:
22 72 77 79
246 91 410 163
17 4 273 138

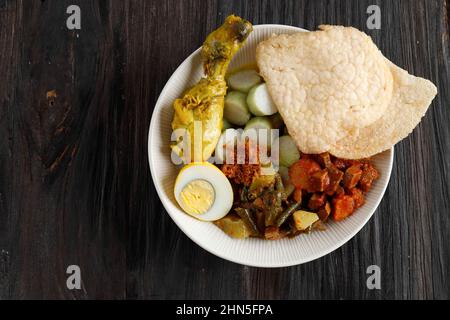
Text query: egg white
174 162 234 221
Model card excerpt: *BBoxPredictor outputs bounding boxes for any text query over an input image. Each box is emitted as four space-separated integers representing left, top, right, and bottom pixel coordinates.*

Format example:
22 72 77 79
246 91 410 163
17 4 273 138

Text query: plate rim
148 24 395 268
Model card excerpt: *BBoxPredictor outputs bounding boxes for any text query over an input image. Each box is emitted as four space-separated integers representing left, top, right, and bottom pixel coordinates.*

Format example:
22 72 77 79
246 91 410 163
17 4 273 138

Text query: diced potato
293 210 319 231
214 214 253 239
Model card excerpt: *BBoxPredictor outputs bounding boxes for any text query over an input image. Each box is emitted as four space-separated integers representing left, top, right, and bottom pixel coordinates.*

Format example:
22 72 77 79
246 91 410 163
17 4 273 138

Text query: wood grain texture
0 0 449 299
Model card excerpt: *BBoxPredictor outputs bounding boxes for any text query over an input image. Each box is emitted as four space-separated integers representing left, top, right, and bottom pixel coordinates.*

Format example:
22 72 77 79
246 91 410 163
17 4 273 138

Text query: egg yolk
179 180 215 215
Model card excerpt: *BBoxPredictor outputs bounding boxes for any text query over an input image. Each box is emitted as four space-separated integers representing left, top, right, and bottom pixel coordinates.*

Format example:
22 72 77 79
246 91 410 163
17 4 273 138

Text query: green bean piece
264 191 283 226
275 201 301 227
275 174 284 191
235 208 260 236
274 174 288 201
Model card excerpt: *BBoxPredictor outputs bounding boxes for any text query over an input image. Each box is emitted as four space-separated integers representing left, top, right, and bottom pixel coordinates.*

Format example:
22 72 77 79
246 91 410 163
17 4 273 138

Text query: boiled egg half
174 162 233 221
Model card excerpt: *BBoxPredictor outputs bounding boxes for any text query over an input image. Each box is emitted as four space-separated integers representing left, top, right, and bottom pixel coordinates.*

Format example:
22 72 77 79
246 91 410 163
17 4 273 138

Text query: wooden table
0 0 449 300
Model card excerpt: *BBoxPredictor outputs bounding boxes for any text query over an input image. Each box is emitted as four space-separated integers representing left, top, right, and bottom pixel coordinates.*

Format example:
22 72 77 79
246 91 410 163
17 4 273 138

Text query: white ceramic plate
148 24 394 267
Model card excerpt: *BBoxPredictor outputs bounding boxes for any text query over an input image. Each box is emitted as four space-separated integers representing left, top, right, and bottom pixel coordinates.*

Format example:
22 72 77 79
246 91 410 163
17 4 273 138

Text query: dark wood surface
0 0 449 300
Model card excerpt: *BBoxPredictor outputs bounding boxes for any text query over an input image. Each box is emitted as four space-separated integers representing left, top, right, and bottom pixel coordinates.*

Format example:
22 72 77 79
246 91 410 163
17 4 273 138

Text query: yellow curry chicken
171 15 253 162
